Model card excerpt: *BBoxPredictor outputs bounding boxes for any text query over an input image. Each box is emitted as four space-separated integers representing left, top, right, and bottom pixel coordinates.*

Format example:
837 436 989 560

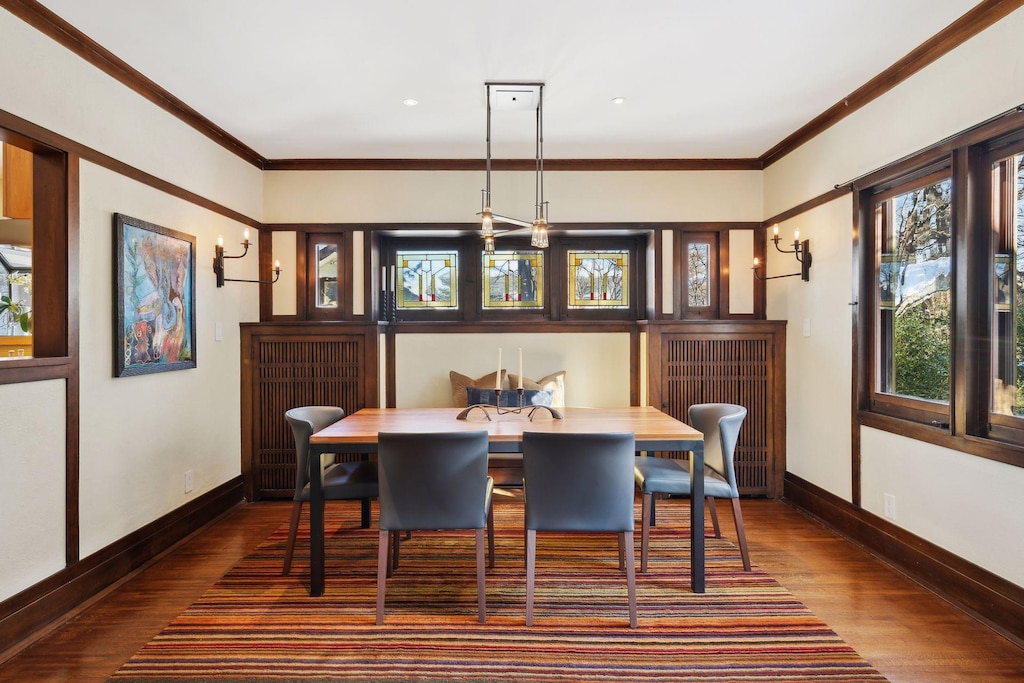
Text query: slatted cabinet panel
241 324 380 500
649 321 786 497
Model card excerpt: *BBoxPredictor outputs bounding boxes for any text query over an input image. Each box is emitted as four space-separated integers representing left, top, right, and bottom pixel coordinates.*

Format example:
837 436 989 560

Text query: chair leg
730 498 752 571
640 492 653 573
526 529 537 626
617 533 625 571
390 530 401 574
476 528 487 624
487 502 495 568
623 531 638 628
360 497 371 528
707 496 722 538
376 529 390 625
282 501 303 576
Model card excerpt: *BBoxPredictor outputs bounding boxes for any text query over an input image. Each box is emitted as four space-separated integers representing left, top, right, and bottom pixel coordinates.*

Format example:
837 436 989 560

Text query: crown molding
263 158 763 172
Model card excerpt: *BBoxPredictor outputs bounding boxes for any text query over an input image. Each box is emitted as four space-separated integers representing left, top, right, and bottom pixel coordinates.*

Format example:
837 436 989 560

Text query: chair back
687 403 747 497
377 431 491 531
522 432 635 532
285 406 346 502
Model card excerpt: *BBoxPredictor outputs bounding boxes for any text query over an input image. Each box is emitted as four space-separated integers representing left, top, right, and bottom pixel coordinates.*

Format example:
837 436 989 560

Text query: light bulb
794 229 800 241
772 224 779 236
274 260 281 270
243 228 250 243
217 235 224 247
753 257 759 267
481 208 494 236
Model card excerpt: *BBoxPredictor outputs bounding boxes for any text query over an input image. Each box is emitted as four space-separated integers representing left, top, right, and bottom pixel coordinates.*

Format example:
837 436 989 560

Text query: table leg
309 446 325 597
690 442 705 593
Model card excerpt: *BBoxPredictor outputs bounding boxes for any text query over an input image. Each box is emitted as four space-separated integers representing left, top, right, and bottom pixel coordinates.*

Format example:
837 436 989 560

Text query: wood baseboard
0 477 243 659
784 472 1024 648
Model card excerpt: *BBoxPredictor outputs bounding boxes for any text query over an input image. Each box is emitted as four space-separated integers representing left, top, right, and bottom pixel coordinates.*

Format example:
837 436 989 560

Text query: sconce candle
518 348 524 389
496 348 502 389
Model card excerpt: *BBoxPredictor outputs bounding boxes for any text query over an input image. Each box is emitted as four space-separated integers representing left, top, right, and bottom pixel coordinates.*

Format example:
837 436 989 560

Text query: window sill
859 410 1024 468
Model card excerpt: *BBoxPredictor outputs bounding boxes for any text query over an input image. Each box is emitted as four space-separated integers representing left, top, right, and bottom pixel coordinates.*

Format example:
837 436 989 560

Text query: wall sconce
752 225 812 281
213 228 282 287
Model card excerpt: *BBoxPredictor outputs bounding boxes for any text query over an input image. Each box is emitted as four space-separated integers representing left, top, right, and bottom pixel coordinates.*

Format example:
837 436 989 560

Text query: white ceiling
35 0 981 161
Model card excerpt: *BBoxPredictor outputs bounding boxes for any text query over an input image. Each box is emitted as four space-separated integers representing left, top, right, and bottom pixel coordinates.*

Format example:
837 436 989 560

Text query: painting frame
113 213 197 377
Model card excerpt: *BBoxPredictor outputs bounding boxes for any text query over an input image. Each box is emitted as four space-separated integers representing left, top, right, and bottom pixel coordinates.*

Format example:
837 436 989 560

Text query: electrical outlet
184 469 194 493
883 493 896 521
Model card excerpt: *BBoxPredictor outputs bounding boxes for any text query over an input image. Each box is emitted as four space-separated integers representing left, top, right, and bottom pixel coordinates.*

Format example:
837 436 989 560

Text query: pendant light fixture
478 82 551 251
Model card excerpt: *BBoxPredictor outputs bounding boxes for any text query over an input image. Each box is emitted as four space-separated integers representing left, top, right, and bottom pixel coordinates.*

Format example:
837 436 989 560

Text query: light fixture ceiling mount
478 82 551 251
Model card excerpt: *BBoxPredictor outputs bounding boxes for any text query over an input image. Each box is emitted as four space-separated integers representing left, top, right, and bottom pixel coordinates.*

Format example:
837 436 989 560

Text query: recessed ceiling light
403 98 418 107
611 97 626 105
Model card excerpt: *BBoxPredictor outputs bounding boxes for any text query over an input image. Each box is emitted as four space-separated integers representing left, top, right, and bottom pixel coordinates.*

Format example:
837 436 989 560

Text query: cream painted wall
0 7 264 603
76 162 258 556
763 7 1024 587
395 333 631 409
862 428 1024 586
0 10 262 219
768 198 853 500
263 169 762 223
0 380 66 598
729 229 755 315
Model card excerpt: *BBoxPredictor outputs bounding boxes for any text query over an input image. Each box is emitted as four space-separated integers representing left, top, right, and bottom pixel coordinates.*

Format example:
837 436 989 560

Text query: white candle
496 348 502 389
390 265 396 291
518 348 523 389
382 266 387 292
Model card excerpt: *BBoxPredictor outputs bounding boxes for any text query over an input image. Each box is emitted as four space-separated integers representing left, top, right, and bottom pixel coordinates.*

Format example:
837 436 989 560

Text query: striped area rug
109 496 888 682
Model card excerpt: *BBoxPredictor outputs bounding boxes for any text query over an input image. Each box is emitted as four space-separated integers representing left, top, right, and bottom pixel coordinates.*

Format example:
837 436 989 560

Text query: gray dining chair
634 402 750 573
283 406 378 576
375 431 495 625
522 431 638 628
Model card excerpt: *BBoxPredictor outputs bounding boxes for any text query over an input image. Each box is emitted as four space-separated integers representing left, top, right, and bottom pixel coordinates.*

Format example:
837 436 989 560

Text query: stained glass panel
397 250 458 309
483 250 543 308
688 242 710 307
568 250 628 308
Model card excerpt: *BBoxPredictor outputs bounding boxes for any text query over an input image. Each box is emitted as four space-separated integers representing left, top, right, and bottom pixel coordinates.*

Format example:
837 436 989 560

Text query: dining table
305 405 706 596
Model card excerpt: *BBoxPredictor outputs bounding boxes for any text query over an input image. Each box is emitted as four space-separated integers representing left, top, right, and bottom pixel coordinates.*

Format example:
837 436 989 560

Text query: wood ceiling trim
1 0 267 169
759 0 1024 168
263 158 763 171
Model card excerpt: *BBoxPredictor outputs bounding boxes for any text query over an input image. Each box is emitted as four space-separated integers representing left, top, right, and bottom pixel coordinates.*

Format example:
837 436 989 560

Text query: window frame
855 117 1024 468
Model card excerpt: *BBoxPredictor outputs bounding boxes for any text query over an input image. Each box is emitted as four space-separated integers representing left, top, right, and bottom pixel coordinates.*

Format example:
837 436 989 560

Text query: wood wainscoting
240 322 382 501
646 320 787 497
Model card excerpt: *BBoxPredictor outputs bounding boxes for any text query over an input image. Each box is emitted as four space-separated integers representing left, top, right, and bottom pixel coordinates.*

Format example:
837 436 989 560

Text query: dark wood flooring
1 497 1022 682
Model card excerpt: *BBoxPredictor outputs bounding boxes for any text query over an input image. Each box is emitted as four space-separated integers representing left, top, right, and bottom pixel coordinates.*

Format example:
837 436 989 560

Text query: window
856 118 1024 465
872 171 952 419
397 249 458 310
567 249 628 309
482 249 543 309
676 231 720 319
379 233 644 322
305 232 348 320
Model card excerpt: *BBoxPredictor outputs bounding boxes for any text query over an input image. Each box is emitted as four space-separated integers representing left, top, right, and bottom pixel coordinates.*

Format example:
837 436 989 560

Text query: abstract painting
114 213 197 376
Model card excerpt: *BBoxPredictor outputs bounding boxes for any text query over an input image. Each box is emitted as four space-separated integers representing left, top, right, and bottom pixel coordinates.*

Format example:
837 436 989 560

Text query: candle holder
456 388 563 421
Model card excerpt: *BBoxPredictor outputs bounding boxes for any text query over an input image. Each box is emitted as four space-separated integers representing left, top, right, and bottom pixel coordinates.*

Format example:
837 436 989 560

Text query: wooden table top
310 406 703 446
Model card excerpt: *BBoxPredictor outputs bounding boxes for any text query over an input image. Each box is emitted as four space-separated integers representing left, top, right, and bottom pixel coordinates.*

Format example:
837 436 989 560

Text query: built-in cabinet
240 322 381 501
646 320 787 497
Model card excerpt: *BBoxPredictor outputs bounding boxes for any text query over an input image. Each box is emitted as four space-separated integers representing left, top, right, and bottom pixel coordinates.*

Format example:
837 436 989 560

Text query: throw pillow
506 370 565 407
449 370 507 407
466 387 553 407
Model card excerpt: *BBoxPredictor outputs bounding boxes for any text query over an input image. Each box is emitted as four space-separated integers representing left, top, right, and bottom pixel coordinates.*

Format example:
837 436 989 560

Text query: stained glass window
483 250 543 308
687 242 710 307
397 250 458 309
568 250 628 308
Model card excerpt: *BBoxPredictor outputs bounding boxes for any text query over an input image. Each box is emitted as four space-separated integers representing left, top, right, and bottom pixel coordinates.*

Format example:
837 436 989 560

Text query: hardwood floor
1 497 1022 682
